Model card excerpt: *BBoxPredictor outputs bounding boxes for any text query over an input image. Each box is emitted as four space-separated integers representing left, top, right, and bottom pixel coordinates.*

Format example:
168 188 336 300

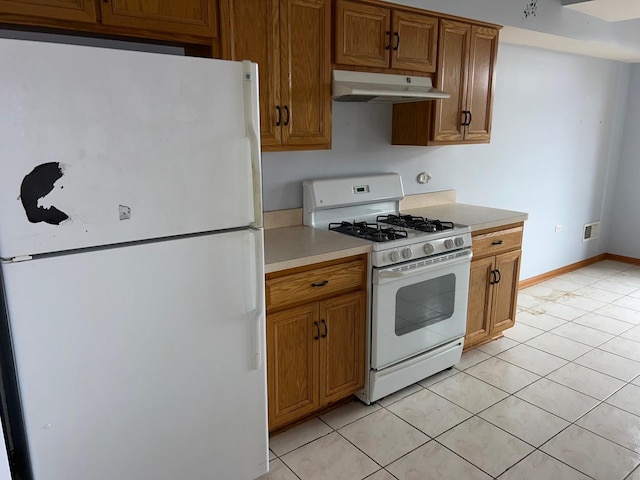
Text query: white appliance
332 70 450 103
0 39 267 480
303 174 471 403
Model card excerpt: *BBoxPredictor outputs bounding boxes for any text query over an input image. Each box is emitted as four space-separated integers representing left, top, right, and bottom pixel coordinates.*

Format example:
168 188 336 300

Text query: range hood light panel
332 70 450 104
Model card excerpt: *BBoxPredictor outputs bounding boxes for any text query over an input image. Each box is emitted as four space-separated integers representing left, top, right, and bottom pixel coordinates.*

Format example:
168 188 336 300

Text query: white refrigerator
0 39 268 480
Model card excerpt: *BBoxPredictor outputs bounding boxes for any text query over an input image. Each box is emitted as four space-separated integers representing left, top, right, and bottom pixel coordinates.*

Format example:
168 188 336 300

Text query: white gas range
303 173 472 404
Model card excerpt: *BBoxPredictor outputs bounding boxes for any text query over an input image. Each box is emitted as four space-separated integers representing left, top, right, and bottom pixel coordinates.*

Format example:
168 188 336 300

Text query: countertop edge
265 245 371 274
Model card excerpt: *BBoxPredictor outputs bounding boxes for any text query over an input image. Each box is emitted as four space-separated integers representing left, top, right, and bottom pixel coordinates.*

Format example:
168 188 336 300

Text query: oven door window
395 274 455 336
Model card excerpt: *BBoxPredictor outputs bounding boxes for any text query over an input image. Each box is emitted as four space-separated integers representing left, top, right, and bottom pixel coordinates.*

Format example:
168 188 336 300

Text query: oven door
371 249 472 370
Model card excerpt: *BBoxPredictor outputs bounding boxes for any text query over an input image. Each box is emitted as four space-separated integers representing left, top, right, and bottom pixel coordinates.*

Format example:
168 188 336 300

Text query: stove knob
401 247 412 259
454 236 465 247
423 243 435 255
444 238 454 249
389 250 400 262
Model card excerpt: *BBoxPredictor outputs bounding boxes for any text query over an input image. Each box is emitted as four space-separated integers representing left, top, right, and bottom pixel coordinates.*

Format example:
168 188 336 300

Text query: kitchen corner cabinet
465 223 523 349
265 255 366 432
221 0 332 151
335 0 437 74
391 20 499 146
0 0 218 43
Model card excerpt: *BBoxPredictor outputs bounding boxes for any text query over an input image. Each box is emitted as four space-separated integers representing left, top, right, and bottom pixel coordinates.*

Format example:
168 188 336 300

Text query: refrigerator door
0 39 262 260
1 229 267 480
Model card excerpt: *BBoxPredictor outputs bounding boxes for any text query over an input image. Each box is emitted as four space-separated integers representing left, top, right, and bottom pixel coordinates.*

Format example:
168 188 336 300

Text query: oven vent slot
583 221 600 242
388 250 468 272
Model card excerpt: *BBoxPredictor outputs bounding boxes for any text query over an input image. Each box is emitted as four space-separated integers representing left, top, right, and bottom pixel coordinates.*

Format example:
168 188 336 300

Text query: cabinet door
279 0 331 149
465 256 494 348
491 250 521 334
319 292 365 404
0 0 97 23
335 0 390 68
464 26 498 142
432 19 469 143
100 0 217 37
225 0 282 148
391 11 437 73
267 303 320 431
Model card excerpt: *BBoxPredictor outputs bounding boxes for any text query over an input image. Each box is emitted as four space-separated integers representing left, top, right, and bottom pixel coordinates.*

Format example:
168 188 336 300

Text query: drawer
266 259 366 311
472 225 523 258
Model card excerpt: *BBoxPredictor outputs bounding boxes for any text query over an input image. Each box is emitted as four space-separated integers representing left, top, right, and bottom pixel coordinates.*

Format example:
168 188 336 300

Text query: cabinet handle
283 105 290 126
311 280 329 287
490 269 497 285
461 111 468 127
491 240 503 245
495 269 501 284
393 32 400 51
385 31 391 50
313 321 320 340
275 106 281 126
467 110 473 126
321 319 327 338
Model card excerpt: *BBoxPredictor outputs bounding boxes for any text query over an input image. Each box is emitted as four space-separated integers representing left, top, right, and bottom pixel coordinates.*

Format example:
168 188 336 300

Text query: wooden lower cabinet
266 256 366 431
465 224 523 349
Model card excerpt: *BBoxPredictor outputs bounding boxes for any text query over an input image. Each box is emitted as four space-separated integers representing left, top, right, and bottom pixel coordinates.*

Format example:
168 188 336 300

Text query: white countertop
264 202 529 273
264 226 371 274
402 203 528 232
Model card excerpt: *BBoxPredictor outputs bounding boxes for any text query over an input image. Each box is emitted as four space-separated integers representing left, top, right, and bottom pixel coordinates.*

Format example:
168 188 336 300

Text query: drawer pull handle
492 240 504 245
321 319 328 338
495 269 501 284
313 321 320 340
311 280 329 287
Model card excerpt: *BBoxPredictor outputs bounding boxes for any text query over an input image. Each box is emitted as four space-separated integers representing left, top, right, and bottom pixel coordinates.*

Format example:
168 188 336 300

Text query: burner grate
329 221 408 242
377 214 454 233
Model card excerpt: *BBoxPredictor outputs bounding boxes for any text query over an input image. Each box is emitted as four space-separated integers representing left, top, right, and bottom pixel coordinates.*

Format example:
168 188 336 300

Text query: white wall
262 43 630 280
608 64 640 258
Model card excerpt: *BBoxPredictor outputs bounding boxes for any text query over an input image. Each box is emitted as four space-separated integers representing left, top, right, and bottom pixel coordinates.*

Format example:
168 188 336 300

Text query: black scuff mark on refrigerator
19 162 70 225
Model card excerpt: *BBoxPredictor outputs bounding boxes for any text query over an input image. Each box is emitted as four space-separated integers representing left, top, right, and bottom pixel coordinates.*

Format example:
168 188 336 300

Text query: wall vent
583 221 601 242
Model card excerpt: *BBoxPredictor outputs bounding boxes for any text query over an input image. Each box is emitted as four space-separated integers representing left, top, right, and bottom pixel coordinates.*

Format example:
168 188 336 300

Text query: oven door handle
374 250 472 284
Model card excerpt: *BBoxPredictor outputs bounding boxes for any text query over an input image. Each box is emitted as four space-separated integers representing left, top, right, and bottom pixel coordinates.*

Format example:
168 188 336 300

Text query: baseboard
604 253 640 266
520 252 640 288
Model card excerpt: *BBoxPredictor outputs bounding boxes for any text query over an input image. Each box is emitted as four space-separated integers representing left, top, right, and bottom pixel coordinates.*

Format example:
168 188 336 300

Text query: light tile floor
260 260 640 480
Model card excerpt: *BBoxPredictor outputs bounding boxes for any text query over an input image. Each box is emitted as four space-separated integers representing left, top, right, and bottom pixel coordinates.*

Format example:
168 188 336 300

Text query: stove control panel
372 230 473 267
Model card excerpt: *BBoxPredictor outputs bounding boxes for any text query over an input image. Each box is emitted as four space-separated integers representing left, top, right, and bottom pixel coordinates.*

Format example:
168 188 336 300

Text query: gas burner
377 214 454 233
329 221 408 243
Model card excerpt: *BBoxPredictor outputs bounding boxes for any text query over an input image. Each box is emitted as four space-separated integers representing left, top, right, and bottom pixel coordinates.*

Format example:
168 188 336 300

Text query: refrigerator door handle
249 230 266 370
243 61 263 229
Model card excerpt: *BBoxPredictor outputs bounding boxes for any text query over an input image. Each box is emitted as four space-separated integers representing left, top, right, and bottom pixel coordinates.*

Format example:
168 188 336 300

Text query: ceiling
562 0 640 22
499 0 640 63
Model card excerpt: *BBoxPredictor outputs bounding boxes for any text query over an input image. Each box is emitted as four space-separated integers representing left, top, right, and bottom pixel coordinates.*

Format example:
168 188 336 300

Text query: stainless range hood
332 70 450 104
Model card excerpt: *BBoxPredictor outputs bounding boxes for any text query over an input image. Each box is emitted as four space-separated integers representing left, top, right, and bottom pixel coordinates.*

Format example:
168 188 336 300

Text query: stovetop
302 173 472 267
327 215 463 245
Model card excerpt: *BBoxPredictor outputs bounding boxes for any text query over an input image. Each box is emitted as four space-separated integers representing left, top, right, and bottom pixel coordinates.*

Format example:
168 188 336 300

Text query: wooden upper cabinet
465 25 498 142
223 0 331 151
432 19 469 143
100 0 217 37
432 19 498 144
0 0 97 23
280 0 332 149
392 18 499 146
223 0 281 147
335 0 437 74
335 0 390 69
391 10 437 72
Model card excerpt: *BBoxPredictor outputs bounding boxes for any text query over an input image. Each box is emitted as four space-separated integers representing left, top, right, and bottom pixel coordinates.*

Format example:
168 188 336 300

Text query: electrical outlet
555 224 563 233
